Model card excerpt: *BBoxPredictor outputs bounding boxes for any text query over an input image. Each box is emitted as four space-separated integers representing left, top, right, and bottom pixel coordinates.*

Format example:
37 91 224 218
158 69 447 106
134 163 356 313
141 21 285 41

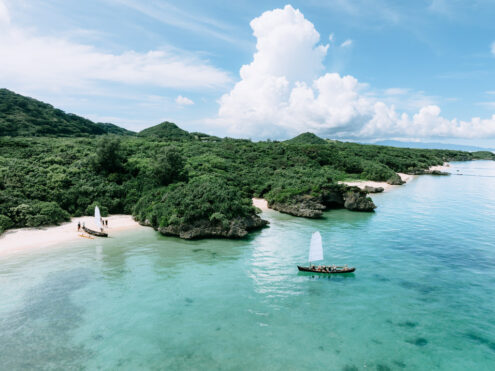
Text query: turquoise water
1 161 495 370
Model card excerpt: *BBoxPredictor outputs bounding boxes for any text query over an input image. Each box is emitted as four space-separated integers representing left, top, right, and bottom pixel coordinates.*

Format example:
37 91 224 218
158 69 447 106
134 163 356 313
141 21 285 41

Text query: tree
93 136 124 174
153 147 187 186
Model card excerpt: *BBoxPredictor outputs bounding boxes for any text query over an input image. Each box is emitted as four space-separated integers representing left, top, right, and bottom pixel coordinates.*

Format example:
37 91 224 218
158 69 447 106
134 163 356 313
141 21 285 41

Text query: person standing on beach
77 222 81 231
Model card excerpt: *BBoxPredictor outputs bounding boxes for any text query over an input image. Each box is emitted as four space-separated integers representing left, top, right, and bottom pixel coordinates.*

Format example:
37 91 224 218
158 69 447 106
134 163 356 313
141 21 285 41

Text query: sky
1 0 495 145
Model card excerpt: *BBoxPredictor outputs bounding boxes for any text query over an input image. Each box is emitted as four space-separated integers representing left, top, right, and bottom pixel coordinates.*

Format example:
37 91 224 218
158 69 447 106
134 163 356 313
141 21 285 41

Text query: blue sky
1 0 495 145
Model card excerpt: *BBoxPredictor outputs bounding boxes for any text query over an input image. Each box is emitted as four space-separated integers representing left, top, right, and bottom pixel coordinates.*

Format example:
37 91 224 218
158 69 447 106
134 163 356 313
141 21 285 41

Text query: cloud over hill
213 5 495 140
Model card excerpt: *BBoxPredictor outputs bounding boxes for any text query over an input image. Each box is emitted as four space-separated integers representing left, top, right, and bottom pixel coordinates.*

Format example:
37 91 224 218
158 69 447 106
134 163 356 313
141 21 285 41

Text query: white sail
94 206 102 230
308 231 323 262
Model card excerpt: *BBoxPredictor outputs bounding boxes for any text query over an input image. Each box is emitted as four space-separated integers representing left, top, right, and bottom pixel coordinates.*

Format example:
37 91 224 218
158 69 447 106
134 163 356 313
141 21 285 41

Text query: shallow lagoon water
1 161 495 370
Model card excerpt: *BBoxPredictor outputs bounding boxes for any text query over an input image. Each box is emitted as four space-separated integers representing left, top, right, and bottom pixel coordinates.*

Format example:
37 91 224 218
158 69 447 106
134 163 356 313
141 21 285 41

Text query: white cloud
114 0 242 46
329 33 334 42
340 39 353 47
477 101 495 109
175 95 194 105
212 5 495 140
385 88 409 96
491 41 495 56
0 0 9 25
0 2 231 93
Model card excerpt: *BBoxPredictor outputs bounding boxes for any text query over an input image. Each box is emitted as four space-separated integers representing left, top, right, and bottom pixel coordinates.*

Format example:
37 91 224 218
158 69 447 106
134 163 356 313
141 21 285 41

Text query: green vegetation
285 132 328 145
133 176 255 230
138 121 193 140
0 90 493 237
0 89 134 137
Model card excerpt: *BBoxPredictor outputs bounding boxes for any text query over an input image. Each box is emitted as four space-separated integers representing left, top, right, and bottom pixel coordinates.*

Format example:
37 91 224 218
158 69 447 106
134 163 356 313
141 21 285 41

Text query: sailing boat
82 206 108 237
297 231 355 273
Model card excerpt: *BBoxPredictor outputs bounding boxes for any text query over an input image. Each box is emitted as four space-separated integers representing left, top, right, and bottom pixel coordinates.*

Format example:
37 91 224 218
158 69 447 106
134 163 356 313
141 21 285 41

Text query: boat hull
297 266 355 274
83 226 108 238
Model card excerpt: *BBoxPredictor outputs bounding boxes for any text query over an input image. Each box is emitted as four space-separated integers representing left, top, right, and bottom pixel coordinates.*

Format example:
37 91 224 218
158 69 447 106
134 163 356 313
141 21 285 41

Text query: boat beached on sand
82 206 108 238
297 231 355 274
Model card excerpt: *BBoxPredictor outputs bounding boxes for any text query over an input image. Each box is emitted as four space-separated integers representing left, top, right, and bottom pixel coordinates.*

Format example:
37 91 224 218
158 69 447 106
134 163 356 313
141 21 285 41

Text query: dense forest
1 90 493 238
0 89 134 137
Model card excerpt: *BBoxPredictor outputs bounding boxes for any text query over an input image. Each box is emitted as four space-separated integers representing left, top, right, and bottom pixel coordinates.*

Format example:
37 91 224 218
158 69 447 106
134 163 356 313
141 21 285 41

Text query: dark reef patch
406 337 428 347
465 332 495 352
398 321 418 328
0 269 92 369
399 280 436 295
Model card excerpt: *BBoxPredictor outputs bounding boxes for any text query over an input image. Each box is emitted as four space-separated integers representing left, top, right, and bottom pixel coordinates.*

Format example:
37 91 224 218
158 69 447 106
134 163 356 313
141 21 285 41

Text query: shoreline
339 163 450 192
0 163 452 256
252 198 269 211
0 215 144 257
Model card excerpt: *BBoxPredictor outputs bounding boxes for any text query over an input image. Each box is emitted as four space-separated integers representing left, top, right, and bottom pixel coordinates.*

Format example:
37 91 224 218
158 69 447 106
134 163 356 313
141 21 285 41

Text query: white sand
252 198 269 211
339 163 450 192
0 215 144 257
339 173 415 192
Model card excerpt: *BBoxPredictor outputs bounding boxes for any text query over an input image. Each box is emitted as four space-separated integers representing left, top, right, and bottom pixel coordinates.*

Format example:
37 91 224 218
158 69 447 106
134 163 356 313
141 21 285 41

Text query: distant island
1 89 493 239
370 140 495 153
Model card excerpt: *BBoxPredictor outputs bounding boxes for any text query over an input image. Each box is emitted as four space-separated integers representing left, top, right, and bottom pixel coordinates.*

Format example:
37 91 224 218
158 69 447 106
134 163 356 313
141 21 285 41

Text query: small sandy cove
0 215 143 257
252 198 269 211
340 163 450 192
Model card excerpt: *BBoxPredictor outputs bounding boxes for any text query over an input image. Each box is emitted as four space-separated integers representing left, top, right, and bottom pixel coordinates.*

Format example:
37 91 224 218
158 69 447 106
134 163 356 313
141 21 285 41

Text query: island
1 88 494 240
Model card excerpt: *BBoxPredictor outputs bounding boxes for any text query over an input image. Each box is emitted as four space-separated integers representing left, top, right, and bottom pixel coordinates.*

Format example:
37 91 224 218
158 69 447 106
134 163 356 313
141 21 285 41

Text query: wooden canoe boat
83 226 108 238
297 265 355 274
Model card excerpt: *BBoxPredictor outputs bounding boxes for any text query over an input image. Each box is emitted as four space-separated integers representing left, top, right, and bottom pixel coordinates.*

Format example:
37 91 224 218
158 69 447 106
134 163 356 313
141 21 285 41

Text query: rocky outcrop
269 195 325 218
267 185 376 218
343 189 376 211
407 169 450 176
363 185 384 193
138 218 153 227
157 215 268 240
425 169 450 176
387 174 405 185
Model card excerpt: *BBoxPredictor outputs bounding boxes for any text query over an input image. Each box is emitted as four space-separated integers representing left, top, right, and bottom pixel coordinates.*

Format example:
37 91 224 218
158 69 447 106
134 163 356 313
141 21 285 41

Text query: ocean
1 161 494 370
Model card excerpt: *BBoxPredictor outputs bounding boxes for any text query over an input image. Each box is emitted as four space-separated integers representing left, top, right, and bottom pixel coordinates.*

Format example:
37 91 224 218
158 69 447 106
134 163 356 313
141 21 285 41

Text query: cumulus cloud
213 5 495 139
175 95 194 105
0 1 230 93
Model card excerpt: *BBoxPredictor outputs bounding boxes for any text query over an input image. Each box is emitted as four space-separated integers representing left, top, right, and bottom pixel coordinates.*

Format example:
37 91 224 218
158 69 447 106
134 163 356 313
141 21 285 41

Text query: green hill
285 132 327 145
138 121 194 140
0 89 134 137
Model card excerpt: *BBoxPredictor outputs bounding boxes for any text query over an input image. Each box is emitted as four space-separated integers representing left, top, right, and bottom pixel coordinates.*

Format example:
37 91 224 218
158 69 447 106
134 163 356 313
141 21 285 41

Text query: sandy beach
339 173 415 192
0 215 144 256
340 163 451 192
429 162 451 172
252 198 269 211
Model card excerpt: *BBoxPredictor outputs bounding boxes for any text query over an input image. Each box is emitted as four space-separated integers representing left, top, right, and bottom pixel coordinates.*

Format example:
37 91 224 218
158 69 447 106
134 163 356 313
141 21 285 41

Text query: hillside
285 132 327 145
138 121 194 140
0 89 134 137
